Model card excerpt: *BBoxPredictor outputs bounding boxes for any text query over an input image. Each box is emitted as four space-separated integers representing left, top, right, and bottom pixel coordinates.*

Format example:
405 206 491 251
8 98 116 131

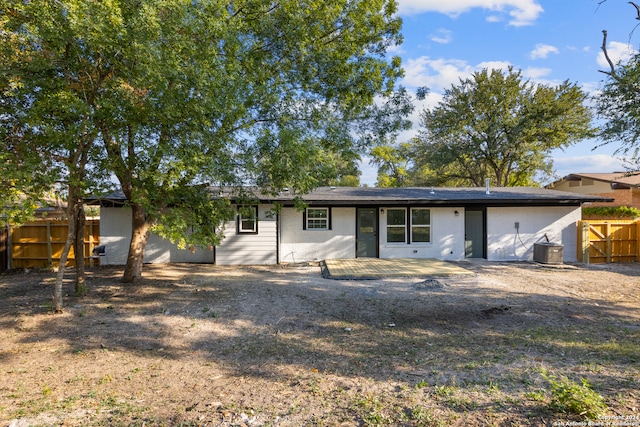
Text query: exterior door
465 209 485 258
356 208 378 257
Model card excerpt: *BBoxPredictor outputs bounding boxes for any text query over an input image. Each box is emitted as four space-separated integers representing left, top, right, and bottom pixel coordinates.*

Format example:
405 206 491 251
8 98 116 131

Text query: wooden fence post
580 221 590 264
637 220 640 262
46 221 53 267
605 222 611 264
7 224 11 270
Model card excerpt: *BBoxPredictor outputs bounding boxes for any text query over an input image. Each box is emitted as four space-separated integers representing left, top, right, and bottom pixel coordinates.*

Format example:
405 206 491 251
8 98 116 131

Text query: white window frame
410 208 431 243
237 206 258 234
306 207 329 230
386 208 406 243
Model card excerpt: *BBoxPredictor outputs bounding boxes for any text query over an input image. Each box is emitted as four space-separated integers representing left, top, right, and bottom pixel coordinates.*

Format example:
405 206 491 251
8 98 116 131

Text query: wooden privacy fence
0 226 8 272
578 220 640 264
9 220 100 269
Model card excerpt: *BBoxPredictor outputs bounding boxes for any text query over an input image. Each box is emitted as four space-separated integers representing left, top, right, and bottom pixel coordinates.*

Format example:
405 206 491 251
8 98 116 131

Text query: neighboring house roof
89 186 612 208
548 172 640 189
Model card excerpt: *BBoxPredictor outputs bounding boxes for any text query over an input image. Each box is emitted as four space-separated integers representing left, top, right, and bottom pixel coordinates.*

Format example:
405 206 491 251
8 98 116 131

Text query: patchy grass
541 369 608 419
0 262 639 426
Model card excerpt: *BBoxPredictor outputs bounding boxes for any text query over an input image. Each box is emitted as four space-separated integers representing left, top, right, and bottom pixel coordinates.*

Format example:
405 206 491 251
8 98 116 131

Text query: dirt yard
1 260 639 426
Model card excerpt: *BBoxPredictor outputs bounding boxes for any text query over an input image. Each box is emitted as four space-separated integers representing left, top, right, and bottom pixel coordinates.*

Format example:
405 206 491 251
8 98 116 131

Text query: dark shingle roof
89 186 613 207
269 186 611 206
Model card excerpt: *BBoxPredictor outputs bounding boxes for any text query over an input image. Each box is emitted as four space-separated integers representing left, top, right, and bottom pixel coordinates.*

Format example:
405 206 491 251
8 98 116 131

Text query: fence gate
578 220 640 264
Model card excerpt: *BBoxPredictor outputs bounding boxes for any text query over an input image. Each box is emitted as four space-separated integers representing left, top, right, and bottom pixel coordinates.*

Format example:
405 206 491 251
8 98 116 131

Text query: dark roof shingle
89 186 613 207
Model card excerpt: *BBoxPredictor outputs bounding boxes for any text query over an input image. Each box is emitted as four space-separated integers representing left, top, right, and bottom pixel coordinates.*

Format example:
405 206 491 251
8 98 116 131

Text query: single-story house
92 186 612 265
546 172 640 209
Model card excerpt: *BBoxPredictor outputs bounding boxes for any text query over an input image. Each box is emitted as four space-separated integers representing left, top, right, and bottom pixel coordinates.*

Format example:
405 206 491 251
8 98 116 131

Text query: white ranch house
93 186 611 265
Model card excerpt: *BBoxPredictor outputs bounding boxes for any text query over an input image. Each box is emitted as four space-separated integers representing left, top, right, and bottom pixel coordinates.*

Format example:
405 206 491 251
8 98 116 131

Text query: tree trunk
53 192 78 313
74 204 87 296
122 203 150 283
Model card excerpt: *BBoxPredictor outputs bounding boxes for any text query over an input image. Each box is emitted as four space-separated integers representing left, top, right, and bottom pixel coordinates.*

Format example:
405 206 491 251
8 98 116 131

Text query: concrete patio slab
323 258 475 279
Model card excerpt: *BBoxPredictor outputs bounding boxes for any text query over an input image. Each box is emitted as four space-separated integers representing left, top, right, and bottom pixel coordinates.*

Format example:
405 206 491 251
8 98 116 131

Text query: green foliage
541 370 608 419
596 51 640 163
0 127 60 226
369 143 412 187
150 186 235 249
357 395 390 426
2 0 410 277
583 206 640 219
411 67 594 187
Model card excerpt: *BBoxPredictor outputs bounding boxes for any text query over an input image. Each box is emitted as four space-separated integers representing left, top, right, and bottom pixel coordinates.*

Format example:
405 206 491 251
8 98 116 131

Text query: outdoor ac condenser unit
533 242 564 264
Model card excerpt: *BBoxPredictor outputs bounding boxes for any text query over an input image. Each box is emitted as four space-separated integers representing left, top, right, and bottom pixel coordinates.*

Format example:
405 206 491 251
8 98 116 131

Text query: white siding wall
280 207 356 262
100 206 214 265
215 205 277 265
101 203 582 265
486 206 580 262
379 207 465 260
99 207 131 265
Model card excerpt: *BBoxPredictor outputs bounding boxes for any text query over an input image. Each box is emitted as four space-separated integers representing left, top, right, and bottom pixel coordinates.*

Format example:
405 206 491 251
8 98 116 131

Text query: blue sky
360 0 639 186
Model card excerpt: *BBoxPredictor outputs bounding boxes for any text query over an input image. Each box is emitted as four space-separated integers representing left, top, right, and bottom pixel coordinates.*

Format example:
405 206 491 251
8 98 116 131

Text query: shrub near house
582 206 640 220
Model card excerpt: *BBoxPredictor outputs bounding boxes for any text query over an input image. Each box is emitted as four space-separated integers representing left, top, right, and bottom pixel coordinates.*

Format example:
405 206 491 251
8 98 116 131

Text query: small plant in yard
407 405 446 427
357 395 390 426
415 379 429 389
524 390 546 402
433 384 456 398
541 370 607 419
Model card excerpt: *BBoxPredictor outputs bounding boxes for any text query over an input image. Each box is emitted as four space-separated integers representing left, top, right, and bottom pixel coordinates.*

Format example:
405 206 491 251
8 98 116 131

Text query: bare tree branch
599 30 618 77
630 1 640 20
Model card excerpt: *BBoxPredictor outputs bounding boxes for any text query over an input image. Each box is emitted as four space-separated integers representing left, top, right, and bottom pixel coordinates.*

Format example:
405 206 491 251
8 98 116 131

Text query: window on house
386 208 406 243
411 208 431 243
306 208 329 230
237 206 258 234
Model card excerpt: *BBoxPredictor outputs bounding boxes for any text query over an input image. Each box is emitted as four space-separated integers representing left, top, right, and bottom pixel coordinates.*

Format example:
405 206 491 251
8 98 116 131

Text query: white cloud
550 154 628 182
476 60 513 71
396 0 543 26
429 28 453 44
597 41 634 70
530 43 559 60
521 67 552 80
579 81 600 97
385 43 405 56
402 56 512 92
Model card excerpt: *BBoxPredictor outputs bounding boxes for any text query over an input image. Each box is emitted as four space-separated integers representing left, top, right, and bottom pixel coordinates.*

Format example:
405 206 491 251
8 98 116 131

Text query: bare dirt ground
1 260 639 426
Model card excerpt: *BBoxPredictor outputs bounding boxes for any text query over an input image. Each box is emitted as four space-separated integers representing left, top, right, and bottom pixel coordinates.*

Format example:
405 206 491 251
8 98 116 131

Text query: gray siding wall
215 205 277 265
280 207 356 262
100 207 213 265
486 206 580 262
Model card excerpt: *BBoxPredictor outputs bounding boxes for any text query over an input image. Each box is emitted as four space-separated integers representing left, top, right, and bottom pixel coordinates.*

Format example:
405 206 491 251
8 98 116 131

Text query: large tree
0 134 57 227
369 143 412 187
2 0 409 282
596 30 640 165
0 47 59 226
411 67 594 187
2 1 109 309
